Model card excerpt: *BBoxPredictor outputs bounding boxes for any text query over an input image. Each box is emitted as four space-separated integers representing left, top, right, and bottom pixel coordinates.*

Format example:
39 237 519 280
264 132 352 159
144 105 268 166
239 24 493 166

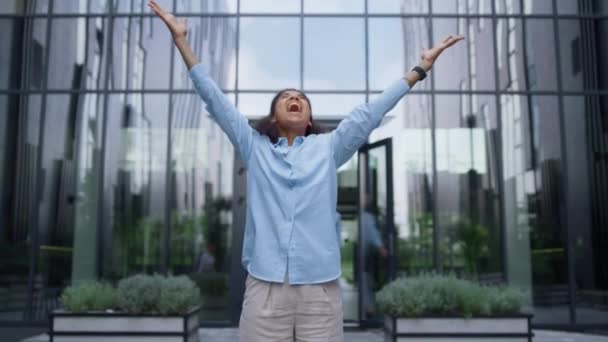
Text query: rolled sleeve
330 78 410 167
189 63 255 164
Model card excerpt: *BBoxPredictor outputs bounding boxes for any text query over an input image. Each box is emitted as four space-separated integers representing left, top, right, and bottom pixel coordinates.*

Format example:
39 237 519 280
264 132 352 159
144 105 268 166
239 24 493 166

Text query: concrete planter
384 314 533 342
49 307 200 342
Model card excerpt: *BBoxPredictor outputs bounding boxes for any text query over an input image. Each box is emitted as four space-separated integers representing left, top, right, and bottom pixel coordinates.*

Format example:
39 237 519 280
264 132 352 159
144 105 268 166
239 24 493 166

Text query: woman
149 1 463 341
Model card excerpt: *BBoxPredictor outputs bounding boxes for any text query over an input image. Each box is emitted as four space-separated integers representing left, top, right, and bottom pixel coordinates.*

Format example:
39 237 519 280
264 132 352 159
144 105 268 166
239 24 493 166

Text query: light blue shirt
189 63 410 284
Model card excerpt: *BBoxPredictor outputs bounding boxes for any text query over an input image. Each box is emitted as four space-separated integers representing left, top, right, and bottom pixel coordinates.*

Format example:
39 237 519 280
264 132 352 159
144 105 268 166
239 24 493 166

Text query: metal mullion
3 12 608 19
364 0 370 105
234 0 240 112
519 0 537 170
4 88 608 96
95 0 115 281
551 0 576 326
18 0 34 323
26 0 55 322
161 0 178 276
492 0 509 284
300 0 303 90
428 0 440 272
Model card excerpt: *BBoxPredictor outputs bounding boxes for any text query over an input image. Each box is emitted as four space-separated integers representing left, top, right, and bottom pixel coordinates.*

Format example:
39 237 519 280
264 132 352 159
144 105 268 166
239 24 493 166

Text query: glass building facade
1 0 607 331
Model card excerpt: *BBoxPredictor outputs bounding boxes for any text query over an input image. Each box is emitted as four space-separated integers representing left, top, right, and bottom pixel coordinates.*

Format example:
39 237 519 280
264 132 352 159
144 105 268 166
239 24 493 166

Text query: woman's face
271 90 312 133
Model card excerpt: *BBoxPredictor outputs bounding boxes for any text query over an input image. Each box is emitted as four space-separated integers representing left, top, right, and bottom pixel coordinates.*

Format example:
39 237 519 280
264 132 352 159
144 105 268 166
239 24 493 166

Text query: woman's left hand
420 35 466 71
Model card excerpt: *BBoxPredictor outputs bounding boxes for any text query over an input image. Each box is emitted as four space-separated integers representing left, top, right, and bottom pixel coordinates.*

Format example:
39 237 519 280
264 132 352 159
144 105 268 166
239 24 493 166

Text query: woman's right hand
148 0 187 41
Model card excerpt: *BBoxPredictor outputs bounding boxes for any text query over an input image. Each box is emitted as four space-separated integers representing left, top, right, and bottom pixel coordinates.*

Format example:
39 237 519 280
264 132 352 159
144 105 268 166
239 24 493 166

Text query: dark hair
254 88 325 144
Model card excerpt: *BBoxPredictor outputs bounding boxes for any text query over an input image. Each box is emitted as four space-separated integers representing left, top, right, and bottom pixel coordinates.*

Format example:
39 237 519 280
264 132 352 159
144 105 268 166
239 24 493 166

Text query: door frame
357 137 395 327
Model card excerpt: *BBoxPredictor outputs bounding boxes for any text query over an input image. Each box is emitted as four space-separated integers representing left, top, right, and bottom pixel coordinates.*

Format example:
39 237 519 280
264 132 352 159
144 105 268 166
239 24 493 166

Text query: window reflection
239 18 300 90
102 94 169 279
370 95 435 275
173 17 237 90
304 0 364 14
304 18 365 90
368 18 407 91
435 95 501 275
306 94 365 118
240 0 299 13
369 0 428 14
169 94 234 321
175 0 236 13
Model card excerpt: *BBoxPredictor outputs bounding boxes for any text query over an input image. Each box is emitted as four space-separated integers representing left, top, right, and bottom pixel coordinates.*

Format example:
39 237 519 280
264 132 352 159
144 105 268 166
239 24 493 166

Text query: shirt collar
273 136 305 147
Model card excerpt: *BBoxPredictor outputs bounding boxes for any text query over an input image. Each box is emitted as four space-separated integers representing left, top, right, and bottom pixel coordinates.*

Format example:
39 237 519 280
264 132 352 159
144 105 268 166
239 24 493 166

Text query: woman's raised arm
330 35 465 167
149 0 198 69
149 0 255 164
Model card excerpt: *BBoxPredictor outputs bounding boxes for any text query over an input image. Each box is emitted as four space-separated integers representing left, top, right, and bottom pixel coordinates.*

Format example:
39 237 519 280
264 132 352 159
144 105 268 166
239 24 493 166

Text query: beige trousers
238 273 344 342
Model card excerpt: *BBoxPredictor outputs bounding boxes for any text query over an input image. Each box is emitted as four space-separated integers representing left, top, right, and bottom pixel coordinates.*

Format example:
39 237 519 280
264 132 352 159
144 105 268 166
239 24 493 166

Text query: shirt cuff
188 62 207 80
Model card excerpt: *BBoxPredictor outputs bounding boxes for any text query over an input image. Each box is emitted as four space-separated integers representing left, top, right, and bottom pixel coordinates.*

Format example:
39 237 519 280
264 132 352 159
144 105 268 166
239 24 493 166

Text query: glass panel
524 19 558 91
81 18 109 91
304 18 365 91
337 153 358 321
432 0 459 14
114 0 172 13
52 0 88 13
47 19 88 90
523 0 553 14
556 0 579 15
558 20 583 91
305 94 365 118
241 0 300 13
567 96 608 325
169 94 234 321
102 94 169 280
237 93 274 118
176 0 236 13
88 0 109 13
27 94 80 320
501 95 570 324
0 0 25 13
71 93 105 285
495 18 526 91
369 19 405 91
0 19 21 89
370 95 435 276
26 19 49 90
435 95 502 276
494 0 521 14
370 0 428 14
0 95 30 322
304 0 364 14
173 17 237 90
370 18 431 92
239 17 300 90
432 19 469 90
109 15 172 90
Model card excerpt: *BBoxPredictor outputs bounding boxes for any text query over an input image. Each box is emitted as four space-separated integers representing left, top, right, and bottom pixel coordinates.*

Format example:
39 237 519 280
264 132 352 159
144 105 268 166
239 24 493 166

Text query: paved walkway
18 328 608 342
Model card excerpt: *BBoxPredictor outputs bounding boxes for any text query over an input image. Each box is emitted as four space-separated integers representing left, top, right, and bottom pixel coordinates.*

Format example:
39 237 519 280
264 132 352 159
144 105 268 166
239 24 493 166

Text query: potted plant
377 273 532 341
49 274 201 342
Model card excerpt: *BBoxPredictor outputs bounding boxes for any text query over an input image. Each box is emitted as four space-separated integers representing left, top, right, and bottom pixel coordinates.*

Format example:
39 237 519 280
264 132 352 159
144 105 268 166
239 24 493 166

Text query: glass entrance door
357 138 395 327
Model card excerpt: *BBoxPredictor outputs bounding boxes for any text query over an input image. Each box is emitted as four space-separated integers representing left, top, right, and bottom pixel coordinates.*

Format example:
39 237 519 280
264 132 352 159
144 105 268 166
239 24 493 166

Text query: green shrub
61 274 201 315
158 275 201 314
61 281 116 312
116 274 201 314
376 273 524 318
116 274 163 314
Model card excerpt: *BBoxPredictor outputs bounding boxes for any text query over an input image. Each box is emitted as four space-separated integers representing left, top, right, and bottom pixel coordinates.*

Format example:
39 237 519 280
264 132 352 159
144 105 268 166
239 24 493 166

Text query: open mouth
287 102 302 113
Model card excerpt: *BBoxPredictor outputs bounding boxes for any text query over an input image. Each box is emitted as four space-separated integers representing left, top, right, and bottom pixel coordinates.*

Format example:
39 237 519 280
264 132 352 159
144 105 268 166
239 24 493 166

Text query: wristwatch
411 66 427 80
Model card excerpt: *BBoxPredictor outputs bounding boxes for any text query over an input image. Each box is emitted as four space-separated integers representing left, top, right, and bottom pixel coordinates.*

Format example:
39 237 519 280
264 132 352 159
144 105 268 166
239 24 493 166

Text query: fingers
148 0 168 18
439 34 465 50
